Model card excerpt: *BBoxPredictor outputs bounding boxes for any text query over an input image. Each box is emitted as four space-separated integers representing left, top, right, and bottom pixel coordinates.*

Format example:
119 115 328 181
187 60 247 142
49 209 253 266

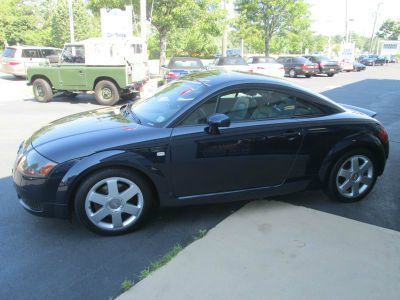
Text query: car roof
184 70 302 89
6 45 60 50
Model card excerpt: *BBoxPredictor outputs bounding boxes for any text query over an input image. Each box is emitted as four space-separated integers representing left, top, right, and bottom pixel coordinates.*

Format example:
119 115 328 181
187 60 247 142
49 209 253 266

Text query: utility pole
221 0 228 56
369 2 383 53
68 0 75 43
140 0 147 42
345 0 348 42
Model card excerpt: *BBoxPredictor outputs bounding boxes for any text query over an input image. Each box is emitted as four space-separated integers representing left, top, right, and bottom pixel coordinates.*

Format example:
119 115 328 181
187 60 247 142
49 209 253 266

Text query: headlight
17 150 57 178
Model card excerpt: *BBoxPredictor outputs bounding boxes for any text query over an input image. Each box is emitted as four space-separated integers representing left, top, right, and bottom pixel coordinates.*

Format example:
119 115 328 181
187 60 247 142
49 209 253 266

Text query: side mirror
205 113 230 135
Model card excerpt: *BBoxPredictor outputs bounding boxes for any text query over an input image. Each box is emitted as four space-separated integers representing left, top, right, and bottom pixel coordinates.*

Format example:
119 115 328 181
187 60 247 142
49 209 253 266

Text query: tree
377 19 400 40
0 0 51 47
51 0 97 48
236 0 310 56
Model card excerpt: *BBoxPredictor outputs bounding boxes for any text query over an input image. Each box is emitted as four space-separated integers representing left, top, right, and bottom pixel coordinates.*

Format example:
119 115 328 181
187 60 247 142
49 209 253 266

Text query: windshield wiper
121 104 141 124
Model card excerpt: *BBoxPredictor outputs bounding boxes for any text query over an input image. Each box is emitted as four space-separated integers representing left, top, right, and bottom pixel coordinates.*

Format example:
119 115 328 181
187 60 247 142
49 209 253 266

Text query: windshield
220 57 247 65
130 80 205 127
168 58 204 69
255 57 277 63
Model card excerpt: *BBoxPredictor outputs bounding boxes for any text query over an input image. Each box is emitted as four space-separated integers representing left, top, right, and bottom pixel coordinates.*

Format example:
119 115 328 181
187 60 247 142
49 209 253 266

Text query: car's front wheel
326 149 377 203
33 78 53 102
75 168 155 235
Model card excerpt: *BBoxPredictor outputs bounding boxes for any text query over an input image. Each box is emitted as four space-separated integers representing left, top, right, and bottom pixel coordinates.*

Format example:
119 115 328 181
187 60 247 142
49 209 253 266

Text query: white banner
100 6 133 39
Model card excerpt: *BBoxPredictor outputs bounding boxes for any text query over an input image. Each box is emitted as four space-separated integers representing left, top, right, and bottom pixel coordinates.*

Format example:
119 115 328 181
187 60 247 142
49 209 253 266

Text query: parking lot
1 65 399 300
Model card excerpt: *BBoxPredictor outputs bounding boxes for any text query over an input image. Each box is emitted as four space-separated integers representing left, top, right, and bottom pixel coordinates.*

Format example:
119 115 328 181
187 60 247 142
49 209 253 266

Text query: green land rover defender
27 38 149 106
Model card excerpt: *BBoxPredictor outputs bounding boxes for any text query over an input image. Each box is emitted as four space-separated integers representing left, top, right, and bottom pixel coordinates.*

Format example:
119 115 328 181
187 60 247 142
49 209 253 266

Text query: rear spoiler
340 103 377 118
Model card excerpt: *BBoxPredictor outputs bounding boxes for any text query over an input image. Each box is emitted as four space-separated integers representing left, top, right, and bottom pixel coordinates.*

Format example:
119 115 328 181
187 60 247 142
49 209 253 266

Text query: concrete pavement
119 200 400 300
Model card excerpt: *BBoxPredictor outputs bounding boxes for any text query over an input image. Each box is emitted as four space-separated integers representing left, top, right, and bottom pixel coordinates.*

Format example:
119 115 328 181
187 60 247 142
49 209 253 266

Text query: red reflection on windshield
179 87 194 96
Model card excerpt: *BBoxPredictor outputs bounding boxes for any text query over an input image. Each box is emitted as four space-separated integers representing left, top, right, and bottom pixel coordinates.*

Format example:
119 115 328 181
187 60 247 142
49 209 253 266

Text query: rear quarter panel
85 66 127 89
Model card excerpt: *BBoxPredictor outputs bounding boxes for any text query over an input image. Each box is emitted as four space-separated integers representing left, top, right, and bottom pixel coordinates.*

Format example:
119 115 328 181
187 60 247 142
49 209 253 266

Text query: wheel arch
318 134 386 184
57 151 161 214
93 77 121 90
31 74 53 87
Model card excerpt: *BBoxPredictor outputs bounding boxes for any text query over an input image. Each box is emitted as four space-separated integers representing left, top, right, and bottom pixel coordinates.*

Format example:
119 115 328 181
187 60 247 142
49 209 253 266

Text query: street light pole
369 2 383 53
68 0 75 43
345 0 348 42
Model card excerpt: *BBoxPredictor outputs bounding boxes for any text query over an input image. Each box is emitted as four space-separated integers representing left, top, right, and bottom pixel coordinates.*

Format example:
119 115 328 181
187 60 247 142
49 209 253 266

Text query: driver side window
181 89 323 126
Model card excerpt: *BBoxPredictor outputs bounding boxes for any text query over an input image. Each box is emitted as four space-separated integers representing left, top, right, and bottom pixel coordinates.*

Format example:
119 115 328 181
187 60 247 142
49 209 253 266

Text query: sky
307 0 400 37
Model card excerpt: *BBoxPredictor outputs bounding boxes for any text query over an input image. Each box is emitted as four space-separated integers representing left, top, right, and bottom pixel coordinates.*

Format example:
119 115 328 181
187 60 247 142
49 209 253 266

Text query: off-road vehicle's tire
74 168 156 236
32 78 53 103
94 80 120 106
325 149 377 203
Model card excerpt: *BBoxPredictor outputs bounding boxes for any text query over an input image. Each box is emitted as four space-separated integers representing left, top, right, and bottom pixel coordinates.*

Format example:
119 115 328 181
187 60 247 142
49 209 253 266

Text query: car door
58 45 87 88
169 87 304 197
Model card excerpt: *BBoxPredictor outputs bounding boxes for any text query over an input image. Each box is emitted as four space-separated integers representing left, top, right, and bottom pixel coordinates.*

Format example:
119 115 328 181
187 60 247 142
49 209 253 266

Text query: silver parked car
0 45 61 77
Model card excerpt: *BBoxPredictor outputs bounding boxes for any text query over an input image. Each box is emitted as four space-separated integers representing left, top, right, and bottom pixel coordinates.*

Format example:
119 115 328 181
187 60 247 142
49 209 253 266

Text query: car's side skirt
163 180 310 207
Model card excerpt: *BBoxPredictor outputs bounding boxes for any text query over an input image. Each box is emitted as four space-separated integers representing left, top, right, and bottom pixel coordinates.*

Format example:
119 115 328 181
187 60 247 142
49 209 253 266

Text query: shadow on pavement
0 175 245 300
279 78 400 232
23 93 133 106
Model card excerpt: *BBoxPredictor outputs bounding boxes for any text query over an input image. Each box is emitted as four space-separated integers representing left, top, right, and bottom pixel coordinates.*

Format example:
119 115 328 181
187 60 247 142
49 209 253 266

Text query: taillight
319 62 324 68
167 72 179 79
8 61 20 66
378 125 389 144
300 64 306 69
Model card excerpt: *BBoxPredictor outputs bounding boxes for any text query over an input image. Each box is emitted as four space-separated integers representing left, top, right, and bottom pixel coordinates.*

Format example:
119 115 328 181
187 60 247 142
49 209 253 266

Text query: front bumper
12 166 70 219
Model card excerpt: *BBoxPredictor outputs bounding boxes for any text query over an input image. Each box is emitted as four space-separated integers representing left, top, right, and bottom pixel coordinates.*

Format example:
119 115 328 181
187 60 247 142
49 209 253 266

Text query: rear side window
22 49 41 58
3 48 17 58
41 49 57 57
168 59 204 69
61 45 85 63
293 57 308 63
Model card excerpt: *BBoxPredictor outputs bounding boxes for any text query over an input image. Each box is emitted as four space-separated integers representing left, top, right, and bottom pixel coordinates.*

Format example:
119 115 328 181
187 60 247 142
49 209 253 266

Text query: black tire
74 168 156 236
32 78 53 102
121 92 139 101
63 91 78 97
305 74 311 78
94 80 120 106
325 149 377 203
289 69 296 78
328 73 334 77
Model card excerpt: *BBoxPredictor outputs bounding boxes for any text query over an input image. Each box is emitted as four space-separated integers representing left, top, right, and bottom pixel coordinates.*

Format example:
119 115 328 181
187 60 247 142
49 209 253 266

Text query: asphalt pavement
0 64 399 299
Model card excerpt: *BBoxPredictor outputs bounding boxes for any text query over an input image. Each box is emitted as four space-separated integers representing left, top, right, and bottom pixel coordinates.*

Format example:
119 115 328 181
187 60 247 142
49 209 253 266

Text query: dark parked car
352 61 366 72
303 55 340 77
359 55 386 66
276 56 318 78
163 57 206 82
13 71 389 235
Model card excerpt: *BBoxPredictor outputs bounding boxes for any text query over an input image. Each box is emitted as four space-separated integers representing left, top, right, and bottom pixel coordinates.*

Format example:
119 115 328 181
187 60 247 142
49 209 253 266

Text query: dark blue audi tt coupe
13 71 389 235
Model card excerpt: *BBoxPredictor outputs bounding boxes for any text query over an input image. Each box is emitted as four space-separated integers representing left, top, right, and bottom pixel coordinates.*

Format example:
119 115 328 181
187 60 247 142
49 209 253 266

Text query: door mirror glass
205 113 230 134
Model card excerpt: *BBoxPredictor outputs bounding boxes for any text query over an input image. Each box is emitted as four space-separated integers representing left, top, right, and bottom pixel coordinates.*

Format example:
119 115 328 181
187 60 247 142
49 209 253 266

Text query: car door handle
281 130 302 139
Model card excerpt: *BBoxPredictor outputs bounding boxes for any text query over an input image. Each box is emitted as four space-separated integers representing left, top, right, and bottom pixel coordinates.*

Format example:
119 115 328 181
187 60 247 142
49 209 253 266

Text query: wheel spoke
338 168 352 179
88 191 108 205
359 160 372 174
351 157 360 172
339 179 353 192
119 185 139 202
107 179 119 197
112 212 123 228
92 208 110 223
122 204 140 216
352 183 360 197
360 176 372 186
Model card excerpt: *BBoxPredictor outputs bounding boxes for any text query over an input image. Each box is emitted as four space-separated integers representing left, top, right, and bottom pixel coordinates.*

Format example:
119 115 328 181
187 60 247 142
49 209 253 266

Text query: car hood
30 107 172 163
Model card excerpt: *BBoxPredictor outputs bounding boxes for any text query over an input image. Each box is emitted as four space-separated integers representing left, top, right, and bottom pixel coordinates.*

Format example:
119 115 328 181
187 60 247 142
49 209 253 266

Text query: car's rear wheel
326 149 377 203
94 80 120 106
305 74 311 78
328 73 334 77
75 168 155 235
289 69 296 78
33 78 53 102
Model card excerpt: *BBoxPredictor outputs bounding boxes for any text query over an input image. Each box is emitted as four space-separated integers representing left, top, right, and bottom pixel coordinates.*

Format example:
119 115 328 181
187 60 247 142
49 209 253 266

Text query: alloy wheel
336 155 374 198
85 177 144 231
